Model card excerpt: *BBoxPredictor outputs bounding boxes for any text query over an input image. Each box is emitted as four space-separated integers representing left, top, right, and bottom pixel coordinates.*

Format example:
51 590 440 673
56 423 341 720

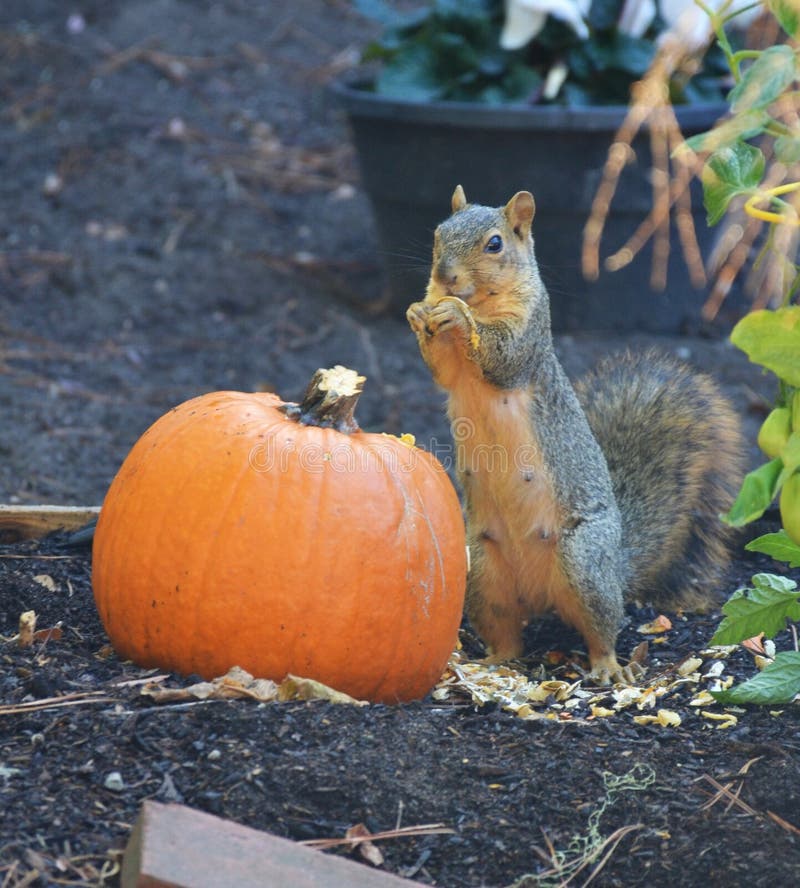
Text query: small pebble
104 771 125 792
66 13 86 34
42 172 63 196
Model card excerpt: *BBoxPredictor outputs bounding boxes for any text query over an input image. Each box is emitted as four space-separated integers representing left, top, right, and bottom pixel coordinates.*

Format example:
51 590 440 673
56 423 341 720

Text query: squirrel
406 185 744 684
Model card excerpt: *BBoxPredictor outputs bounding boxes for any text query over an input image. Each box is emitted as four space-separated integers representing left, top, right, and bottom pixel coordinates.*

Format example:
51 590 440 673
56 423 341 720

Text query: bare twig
0 692 115 717
299 822 454 850
766 810 800 836
579 824 643 887
531 823 643 887
97 38 224 83
586 14 799 311
585 44 714 289
698 773 759 817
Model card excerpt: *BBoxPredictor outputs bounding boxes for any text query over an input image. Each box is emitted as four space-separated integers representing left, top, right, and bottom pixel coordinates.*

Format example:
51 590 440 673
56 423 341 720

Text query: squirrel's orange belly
468 475 566 615
449 383 567 613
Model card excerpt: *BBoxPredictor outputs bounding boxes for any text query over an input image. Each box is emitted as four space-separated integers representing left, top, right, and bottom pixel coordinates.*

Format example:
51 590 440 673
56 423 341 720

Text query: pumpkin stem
281 366 365 433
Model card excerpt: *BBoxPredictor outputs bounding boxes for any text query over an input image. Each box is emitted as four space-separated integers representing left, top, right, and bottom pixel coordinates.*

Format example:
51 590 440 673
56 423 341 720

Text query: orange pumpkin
92 367 466 703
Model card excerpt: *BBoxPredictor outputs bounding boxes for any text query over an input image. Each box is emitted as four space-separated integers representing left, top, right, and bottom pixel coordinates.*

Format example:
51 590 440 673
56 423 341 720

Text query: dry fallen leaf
33 625 63 644
513 704 546 720
143 666 279 704
701 645 738 659
677 657 703 677
636 688 662 710
590 704 616 718
741 633 766 656
18 611 37 648
612 687 645 710
32 574 58 592
629 640 649 666
701 710 738 729
689 690 716 707
703 660 726 679
278 675 368 706
633 709 681 728
637 615 673 635
526 680 581 703
346 824 384 867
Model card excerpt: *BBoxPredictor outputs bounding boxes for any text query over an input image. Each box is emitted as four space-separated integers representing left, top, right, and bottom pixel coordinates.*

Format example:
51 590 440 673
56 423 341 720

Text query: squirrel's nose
435 258 475 299
436 259 459 287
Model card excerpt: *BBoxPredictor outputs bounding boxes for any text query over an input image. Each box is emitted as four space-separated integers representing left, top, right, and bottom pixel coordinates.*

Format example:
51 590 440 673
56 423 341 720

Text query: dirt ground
2 2 800 886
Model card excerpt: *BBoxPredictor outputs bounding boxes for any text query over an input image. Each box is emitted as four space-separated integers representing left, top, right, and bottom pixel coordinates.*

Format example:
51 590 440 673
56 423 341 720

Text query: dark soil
1 3 799 887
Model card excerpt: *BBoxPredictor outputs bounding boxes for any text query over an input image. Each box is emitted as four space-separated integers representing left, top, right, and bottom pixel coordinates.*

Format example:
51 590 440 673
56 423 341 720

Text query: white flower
617 0 657 38
659 0 763 51
500 0 591 50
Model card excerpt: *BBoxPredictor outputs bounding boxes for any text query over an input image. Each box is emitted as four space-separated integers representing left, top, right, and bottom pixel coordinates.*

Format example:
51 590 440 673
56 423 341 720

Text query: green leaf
682 109 771 154
375 44 443 101
432 32 480 80
755 572 799 594
710 573 800 646
588 0 627 31
722 458 783 526
701 142 765 225
775 134 800 164
711 651 800 704
768 0 800 39
746 531 800 568
584 34 655 78
432 0 495 35
730 307 800 387
728 46 798 113
498 64 541 102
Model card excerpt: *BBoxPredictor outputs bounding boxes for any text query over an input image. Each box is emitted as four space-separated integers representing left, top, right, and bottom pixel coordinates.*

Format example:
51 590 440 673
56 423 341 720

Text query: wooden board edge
0 505 101 542
122 800 420 888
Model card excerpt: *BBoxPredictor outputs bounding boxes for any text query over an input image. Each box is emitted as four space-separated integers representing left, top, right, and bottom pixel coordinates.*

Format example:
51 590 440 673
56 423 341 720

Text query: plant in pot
333 0 761 331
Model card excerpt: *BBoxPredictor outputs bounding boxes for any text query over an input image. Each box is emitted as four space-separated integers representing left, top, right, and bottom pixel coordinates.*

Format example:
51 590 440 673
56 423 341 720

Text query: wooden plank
121 801 421 888
0 505 100 542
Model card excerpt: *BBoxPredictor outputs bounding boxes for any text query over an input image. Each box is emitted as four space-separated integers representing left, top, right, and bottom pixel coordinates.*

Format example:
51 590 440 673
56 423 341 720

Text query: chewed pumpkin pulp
92 366 467 703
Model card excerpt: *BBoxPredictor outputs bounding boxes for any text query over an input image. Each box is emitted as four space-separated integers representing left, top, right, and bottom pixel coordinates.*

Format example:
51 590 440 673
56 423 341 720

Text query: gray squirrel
407 186 743 683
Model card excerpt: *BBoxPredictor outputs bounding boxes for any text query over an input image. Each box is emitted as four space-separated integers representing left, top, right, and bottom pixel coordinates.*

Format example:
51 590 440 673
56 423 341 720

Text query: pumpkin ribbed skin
92 387 466 703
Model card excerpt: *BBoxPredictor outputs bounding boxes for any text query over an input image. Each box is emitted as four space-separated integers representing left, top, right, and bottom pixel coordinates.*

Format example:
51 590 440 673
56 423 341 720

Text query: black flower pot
333 79 741 333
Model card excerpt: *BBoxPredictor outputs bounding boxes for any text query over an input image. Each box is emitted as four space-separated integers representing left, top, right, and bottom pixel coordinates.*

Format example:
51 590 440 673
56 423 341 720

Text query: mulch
1 529 799 887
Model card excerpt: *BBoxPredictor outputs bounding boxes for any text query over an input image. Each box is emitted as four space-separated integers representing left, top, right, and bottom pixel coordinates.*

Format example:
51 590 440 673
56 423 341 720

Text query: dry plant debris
582 13 799 318
432 628 780 729
582 35 710 292
140 666 369 707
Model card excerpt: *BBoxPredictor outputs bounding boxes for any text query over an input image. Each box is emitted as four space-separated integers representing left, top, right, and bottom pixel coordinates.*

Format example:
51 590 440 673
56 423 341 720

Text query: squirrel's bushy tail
574 349 744 612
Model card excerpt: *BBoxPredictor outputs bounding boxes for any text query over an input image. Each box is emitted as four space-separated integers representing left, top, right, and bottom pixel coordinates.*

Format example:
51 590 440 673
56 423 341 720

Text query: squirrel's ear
451 184 467 213
504 191 535 237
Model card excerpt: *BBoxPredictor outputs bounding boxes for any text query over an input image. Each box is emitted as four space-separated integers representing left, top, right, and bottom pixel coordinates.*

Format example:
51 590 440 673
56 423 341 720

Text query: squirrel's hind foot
586 654 644 687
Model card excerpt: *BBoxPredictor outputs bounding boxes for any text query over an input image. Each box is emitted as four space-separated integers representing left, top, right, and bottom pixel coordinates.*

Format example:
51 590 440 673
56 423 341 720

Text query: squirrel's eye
485 234 503 254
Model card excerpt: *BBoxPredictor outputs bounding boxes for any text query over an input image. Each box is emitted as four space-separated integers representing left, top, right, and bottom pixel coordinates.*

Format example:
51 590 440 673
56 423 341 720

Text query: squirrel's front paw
406 300 466 338
406 301 430 336
427 301 467 337
407 298 475 345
